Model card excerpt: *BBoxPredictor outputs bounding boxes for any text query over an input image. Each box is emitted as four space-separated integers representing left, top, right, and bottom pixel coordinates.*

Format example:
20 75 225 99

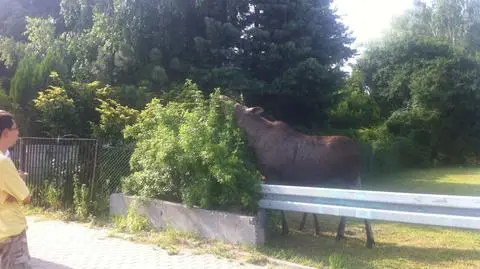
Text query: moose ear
250 107 264 115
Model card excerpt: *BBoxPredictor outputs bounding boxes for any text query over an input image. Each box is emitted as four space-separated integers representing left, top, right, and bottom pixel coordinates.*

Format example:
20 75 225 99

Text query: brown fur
233 103 362 186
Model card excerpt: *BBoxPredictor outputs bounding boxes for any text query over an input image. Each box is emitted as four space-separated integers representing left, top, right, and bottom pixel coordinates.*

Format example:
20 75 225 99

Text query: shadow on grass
260 211 480 269
261 233 480 269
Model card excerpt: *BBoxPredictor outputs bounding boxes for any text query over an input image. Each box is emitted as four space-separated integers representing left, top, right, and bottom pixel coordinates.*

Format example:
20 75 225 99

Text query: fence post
89 140 100 202
19 138 26 171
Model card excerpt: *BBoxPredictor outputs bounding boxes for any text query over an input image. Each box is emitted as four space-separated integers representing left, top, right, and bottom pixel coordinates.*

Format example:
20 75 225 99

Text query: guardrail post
258 208 267 229
257 208 268 244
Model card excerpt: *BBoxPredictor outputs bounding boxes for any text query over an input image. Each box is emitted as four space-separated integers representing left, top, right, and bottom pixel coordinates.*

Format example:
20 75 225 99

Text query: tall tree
186 0 252 93
238 0 355 130
357 37 480 165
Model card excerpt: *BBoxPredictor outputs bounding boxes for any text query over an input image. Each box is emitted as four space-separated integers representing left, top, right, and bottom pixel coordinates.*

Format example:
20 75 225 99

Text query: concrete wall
109 193 265 246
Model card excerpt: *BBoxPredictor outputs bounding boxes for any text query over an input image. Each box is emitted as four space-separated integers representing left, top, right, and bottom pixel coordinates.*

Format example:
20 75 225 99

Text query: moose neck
238 116 285 147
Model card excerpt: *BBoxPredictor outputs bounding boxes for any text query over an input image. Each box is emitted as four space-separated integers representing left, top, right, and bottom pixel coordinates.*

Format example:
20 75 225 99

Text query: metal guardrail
258 184 480 230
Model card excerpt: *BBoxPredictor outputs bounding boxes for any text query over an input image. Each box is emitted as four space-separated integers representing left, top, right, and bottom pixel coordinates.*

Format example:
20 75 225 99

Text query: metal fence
8 137 134 207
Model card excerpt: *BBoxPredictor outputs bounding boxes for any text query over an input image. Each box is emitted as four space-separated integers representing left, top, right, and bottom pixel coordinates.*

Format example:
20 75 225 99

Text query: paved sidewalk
25 217 273 269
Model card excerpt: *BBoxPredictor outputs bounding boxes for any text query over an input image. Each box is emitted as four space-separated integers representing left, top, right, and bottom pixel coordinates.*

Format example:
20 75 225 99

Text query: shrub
122 80 262 214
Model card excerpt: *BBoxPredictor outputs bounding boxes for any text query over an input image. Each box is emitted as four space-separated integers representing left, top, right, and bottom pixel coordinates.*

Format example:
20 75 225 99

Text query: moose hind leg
354 176 376 248
336 216 347 241
281 210 289 235
335 175 355 241
299 213 307 231
365 219 375 248
313 214 320 236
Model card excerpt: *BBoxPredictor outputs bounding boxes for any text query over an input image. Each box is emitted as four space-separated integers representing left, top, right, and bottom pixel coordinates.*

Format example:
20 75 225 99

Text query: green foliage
92 98 139 144
329 70 381 129
328 253 347 269
355 125 400 173
35 181 64 210
123 80 262 214
353 36 480 168
28 173 106 220
33 83 79 136
60 0 93 32
233 0 354 129
24 16 57 56
0 88 19 112
73 175 92 220
32 74 146 138
10 51 67 106
113 202 152 233
66 9 126 83
96 83 154 110
0 37 25 69
8 15 69 108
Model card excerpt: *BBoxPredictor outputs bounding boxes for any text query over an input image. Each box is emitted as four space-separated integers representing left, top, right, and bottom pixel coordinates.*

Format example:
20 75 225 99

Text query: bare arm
5 171 31 204
1 159 31 205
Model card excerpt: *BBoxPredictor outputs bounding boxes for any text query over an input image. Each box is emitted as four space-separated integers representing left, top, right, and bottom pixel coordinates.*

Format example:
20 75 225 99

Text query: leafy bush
73 176 92 220
32 74 145 140
122 80 262 214
356 126 399 173
33 84 79 136
113 202 152 233
356 120 433 174
384 107 439 167
92 98 139 144
328 69 381 130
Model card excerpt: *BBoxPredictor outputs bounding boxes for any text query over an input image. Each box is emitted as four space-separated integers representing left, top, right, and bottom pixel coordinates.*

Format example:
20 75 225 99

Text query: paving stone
25 217 273 269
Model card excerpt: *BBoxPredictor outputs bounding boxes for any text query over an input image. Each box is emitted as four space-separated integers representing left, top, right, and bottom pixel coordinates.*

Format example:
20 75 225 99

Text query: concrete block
109 193 265 246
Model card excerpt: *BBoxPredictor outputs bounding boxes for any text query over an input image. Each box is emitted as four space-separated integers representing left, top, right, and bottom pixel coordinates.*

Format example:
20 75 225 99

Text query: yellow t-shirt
0 151 30 243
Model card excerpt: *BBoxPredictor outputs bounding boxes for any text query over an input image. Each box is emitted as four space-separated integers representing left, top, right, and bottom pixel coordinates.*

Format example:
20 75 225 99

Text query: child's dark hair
0 110 15 135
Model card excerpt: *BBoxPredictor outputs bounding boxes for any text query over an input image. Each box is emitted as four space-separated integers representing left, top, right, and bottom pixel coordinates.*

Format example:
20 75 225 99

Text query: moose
220 95 375 248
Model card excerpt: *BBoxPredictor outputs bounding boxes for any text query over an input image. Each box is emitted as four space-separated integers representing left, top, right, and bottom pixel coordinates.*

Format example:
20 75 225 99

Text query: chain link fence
93 142 135 200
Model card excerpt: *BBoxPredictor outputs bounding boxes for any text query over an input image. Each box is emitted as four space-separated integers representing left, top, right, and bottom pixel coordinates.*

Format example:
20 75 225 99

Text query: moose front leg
281 211 289 235
281 210 289 235
298 213 320 236
350 176 376 248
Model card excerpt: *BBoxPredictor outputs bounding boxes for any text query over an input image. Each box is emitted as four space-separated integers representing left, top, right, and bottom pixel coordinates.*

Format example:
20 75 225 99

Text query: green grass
363 166 480 195
259 167 480 269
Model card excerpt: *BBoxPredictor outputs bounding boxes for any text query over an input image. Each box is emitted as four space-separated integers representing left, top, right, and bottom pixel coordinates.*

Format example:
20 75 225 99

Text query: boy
0 110 32 268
